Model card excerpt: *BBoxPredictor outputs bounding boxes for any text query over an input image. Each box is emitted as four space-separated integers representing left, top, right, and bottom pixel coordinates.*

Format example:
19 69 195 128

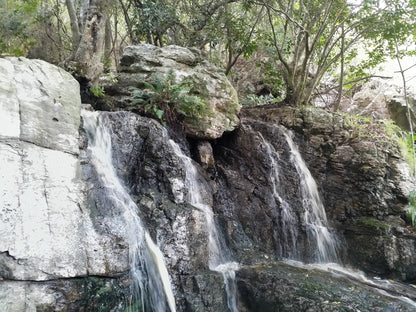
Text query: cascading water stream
168 140 239 312
258 132 299 259
257 125 416 308
282 128 338 262
82 110 176 312
257 126 338 263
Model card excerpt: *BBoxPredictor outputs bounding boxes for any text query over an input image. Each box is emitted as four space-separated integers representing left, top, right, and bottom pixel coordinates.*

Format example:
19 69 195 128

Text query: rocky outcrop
236 261 416 312
2 56 416 311
0 57 129 310
223 106 416 280
101 44 241 139
388 95 416 132
84 111 231 311
340 79 416 132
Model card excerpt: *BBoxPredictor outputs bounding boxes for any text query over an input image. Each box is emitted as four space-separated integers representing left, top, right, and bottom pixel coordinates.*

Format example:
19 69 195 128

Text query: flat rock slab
0 57 81 154
0 58 129 284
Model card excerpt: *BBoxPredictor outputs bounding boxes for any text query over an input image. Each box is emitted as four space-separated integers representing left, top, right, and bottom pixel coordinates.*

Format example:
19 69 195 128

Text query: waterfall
282 128 338 262
258 132 299 259
168 140 240 312
258 126 338 263
82 111 176 312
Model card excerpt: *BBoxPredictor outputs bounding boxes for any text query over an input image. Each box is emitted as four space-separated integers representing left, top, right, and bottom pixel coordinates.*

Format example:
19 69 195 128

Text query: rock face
340 79 416 132
388 95 416 132
236 261 416 312
0 58 130 311
102 44 241 139
85 110 241 311
233 106 416 280
0 57 81 154
2 56 416 311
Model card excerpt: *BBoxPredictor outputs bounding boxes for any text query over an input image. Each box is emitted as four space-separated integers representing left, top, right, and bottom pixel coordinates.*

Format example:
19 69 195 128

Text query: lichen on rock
102 43 241 139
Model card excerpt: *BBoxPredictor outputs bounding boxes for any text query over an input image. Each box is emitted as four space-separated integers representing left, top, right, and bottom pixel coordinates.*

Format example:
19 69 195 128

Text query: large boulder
342 79 394 120
0 57 81 154
339 79 416 132
0 57 128 310
103 44 241 139
387 95 416 132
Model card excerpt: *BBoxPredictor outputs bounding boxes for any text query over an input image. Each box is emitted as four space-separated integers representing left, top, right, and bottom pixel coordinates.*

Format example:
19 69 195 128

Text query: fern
129 70 207 123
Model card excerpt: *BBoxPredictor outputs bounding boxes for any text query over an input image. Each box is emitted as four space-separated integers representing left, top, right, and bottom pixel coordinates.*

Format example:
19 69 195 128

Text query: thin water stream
82 111 176 312
168 139 239 312
258 126 338 262
285 260 416 308
258 124 416 307
282 128 339 262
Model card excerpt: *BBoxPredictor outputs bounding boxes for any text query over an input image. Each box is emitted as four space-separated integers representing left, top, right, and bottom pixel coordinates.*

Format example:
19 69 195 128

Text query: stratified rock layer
0 58 129 311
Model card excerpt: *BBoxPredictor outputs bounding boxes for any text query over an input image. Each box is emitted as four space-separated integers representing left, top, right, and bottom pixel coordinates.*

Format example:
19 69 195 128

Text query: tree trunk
73 0 110 82
65 0 81 54
334 22 345 111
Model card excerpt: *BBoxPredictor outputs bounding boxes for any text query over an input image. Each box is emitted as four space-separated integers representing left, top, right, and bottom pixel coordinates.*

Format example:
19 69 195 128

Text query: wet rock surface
82 111 229 311
236 261 416 312
237 106 416 281
0 58 132 310
0 276 127 312
2 56 416 311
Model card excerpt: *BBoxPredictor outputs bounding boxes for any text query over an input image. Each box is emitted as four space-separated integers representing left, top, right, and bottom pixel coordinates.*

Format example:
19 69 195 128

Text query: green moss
124 300 142 312
74 276 124 311
357 217 390 234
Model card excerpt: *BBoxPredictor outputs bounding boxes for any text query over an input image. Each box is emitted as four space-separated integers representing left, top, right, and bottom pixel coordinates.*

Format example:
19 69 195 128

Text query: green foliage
344 114 373 139
130 0 178 45
90 86 105 98
130 70 208 124
379 120 415 172
240 94 279 107
407 190 416 227
0 0 40 56
397 133 416 173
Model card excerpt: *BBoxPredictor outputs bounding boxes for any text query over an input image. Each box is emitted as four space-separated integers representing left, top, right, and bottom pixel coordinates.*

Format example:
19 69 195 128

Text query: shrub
130 70 208 124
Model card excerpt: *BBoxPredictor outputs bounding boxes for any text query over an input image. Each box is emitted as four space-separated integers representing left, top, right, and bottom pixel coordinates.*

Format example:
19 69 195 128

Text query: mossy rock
357 217 391 235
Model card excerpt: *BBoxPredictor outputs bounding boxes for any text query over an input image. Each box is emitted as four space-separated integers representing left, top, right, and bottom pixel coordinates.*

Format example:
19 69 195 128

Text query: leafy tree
254 0 362 105
0 0 40 56
360 0 416 175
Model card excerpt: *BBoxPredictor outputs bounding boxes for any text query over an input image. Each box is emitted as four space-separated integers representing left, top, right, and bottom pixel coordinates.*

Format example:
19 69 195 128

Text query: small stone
197 141 215 169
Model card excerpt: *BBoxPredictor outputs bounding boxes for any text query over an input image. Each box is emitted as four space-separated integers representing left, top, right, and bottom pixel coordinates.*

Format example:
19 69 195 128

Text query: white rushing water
257 126 338 263
285 260 416 309
258 132 299 258
282 128 339 263
259 126 416 308
82 111 176 312
168 139 239 312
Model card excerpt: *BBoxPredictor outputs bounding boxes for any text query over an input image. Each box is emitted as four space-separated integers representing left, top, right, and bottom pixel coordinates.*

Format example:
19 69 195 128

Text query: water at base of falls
82 111 176 312
284 260 416 309
168 139 239 312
